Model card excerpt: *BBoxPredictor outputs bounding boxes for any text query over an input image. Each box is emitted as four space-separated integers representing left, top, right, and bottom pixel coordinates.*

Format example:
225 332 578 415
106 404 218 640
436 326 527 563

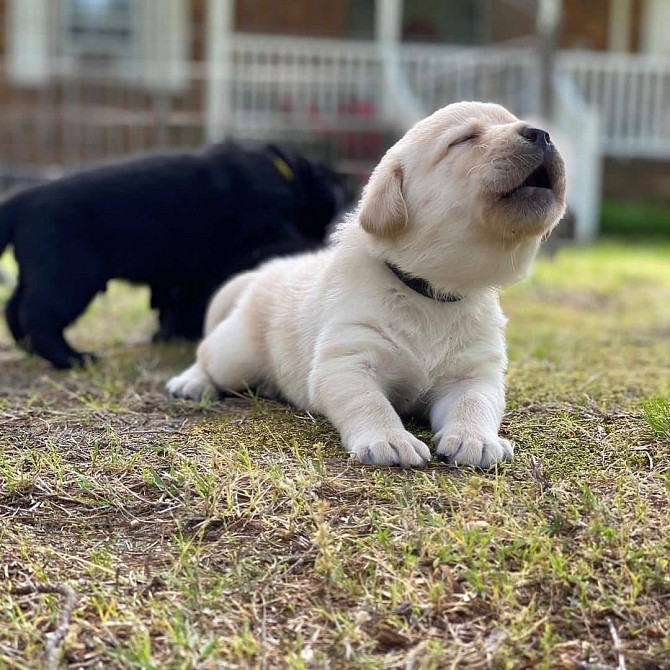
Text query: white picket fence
3 38 670 167
224 37 670 161
3 35 670 237
558 50 670 158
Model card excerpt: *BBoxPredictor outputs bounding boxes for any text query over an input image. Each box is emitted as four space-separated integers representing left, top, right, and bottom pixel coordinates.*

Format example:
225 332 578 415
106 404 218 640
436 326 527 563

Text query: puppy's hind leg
5 284 29 348
167 310 262 401
19 283 99 369
204 270 258 336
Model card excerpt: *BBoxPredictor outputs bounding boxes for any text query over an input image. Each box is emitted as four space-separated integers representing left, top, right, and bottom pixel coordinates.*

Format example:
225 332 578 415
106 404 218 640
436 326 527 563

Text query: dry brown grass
1 241 669 669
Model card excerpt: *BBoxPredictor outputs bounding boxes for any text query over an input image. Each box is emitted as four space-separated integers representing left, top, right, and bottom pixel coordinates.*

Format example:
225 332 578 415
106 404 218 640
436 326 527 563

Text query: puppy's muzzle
500 125 561 200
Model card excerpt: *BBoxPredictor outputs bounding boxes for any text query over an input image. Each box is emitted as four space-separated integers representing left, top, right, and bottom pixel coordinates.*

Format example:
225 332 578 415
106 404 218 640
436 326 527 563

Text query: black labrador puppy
0 141 350 368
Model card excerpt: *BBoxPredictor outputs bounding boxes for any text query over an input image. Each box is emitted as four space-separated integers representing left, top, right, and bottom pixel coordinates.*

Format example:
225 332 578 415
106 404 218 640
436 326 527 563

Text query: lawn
0 241 669 669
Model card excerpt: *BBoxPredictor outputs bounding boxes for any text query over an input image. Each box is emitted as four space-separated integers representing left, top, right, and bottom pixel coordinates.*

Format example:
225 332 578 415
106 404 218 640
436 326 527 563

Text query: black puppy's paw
152 328 171 343
64 351 99 370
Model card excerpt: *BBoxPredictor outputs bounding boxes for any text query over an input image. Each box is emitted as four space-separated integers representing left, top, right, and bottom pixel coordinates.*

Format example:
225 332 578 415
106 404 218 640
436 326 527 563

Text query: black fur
0 141 350 368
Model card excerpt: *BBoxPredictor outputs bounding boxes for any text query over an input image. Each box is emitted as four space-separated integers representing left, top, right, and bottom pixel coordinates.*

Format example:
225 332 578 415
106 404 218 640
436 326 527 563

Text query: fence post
374 0 423 130
537 0 562 121
375 0 401 125
206 0 235 142
7 0 52 86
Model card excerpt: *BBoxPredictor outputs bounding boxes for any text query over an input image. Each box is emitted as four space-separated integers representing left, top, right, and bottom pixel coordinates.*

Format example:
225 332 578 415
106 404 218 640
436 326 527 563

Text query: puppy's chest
384 306 497 409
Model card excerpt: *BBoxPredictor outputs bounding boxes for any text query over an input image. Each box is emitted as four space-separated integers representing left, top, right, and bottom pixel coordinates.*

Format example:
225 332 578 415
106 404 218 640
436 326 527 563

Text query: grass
0 240 669 669
643 399 670 444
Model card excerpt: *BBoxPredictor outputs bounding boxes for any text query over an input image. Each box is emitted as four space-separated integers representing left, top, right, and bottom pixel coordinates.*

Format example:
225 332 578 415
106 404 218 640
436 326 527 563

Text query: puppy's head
267 145 355 242
358 101 566 291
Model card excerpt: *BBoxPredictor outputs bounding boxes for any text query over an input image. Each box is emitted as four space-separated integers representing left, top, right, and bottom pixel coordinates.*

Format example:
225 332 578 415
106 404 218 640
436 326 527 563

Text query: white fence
223 35 385 137
223 38 670 161
401 45 541 120
400 45 670 160
552 75 601 241
3 35 670 238
2 38 670 173
558 51 670 159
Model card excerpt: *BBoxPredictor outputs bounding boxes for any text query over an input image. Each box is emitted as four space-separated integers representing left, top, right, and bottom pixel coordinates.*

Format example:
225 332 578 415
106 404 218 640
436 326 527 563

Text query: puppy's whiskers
509 246 517 276
466 162 490 177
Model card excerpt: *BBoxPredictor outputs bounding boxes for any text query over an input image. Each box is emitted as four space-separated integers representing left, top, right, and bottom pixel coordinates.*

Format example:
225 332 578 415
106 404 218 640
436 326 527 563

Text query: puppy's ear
359 159 408 237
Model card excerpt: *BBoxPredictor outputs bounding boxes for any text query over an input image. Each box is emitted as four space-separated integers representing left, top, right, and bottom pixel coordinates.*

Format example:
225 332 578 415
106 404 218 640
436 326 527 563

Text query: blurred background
0 0 669 241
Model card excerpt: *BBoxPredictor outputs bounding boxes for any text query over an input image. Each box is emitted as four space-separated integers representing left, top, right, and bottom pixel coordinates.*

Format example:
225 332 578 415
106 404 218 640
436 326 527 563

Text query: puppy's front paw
68 351 99 369
166 363 217 401
434 430 513 469
350 430 431 468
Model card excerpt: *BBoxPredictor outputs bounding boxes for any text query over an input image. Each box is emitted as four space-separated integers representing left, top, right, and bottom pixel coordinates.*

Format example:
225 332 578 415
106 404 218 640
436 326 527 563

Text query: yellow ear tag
273 157 294 182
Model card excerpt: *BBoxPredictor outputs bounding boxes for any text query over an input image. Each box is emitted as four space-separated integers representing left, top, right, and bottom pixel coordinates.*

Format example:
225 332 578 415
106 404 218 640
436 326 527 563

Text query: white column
374 0 422 129
375 0 401 125
537 0 562 120
142 0 190 91
7 0 52 85
206 0 235 142
375 0 402 45
640 0 670 54
608 0 632 52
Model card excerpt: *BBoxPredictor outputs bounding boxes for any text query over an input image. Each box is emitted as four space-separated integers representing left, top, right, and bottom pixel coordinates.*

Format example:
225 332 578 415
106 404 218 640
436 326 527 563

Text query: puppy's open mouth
501 163 553 199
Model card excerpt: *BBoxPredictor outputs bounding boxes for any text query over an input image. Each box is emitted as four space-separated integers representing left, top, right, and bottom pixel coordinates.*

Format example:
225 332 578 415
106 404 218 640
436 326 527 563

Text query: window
402 0 489 45
235 0 375 39
61 0 138 60
7 0 189 90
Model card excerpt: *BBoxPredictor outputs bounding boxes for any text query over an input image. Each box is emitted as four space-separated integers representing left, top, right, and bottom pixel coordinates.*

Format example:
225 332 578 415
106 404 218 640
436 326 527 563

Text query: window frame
59 0 141 63
7 0 190 91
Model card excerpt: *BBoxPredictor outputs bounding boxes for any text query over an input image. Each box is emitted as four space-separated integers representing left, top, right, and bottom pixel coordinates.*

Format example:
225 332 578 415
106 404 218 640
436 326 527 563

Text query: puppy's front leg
311 359 430 468
430 376 513 469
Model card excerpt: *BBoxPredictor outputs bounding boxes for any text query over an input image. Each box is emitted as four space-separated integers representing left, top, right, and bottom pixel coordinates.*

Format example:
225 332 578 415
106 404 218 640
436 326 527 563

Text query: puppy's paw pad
166 364 216 401
435 432 513 469
351 431 430 468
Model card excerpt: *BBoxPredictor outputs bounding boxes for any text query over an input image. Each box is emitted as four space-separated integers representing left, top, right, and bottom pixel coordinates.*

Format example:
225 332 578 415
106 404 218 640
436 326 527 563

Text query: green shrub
600 199 670 237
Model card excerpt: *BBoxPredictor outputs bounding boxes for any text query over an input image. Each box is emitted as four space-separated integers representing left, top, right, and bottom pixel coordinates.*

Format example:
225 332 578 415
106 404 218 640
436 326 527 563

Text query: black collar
385 261 463 303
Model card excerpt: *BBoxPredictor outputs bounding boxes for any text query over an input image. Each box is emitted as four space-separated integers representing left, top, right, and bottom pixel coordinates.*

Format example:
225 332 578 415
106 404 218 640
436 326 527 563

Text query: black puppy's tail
0 198 17 257
0 198 16 256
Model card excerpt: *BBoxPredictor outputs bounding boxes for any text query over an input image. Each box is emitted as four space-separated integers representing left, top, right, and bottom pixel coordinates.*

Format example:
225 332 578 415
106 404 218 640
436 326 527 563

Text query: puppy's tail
204 270 258 336
0 199 16 257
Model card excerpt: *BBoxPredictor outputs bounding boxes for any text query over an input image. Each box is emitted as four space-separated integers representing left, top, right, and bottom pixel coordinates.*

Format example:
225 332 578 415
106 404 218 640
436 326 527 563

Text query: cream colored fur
167 101 566 468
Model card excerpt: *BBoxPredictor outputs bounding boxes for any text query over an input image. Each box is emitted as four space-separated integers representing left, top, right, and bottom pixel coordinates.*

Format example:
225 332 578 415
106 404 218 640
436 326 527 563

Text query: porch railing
2 39 670 170
557 50 670 159
3 35 670 238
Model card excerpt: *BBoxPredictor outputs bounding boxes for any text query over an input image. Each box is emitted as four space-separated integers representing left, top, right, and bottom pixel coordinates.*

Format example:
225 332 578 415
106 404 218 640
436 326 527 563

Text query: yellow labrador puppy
168 101 566 468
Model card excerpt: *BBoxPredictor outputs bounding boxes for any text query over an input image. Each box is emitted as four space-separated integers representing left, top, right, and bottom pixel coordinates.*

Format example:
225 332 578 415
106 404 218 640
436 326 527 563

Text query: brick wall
560 0 645 52
235 0 348 37
604 158 670 205
489 1 534 43
629 0 644 52
191 0 205 61
561 0 610 50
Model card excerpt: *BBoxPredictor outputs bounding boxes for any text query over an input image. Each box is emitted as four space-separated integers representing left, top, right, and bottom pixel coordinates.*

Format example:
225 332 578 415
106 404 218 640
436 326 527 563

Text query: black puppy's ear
359 159 408 238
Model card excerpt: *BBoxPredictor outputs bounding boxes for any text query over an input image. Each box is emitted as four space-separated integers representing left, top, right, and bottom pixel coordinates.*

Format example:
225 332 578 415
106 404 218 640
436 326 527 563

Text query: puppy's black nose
520 126 552 148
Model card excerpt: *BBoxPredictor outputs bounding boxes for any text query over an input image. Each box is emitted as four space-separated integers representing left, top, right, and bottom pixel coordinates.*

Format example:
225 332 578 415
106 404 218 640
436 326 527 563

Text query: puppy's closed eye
451 132 479 147
432 130 480 167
